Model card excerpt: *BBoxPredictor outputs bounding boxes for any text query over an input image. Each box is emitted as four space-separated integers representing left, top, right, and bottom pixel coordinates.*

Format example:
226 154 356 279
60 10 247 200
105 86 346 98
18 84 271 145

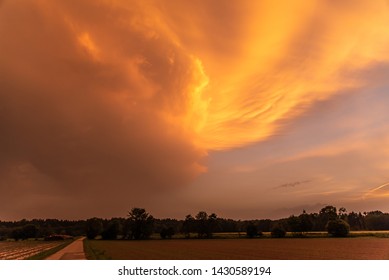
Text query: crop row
0 241 62 260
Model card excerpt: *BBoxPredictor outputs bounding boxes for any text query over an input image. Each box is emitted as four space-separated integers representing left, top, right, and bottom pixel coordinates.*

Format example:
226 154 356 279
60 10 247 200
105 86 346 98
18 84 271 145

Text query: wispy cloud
274 180 312 189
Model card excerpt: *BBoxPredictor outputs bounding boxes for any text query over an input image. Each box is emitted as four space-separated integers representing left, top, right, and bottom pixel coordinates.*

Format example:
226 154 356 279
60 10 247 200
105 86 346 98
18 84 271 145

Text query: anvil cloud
1 0 389 219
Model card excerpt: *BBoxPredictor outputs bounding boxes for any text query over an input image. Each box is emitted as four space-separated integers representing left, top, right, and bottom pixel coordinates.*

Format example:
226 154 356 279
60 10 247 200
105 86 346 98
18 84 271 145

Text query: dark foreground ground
85 237 389 260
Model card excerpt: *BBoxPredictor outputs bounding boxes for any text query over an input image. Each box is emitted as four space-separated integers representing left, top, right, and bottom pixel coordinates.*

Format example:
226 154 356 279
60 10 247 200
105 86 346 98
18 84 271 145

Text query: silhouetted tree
195 211 209 238
317 205 338 230
258 219 272 232
207 213 218 238
216 218 239 232
271 224 286 238
299 210 313 233
21 224 38 240
153 218 181 235
11 228 22 241
182 215 195 238
327 219 350 237
365 211 389 230
195 211 218 238
10 224 38 240
285 210 313 234
338 207 347 220
86 218 103 240
246 223 258 238
101 220 120 240
347 212 365 230
127 208 154 240
287 215 302 235
160 227 175 239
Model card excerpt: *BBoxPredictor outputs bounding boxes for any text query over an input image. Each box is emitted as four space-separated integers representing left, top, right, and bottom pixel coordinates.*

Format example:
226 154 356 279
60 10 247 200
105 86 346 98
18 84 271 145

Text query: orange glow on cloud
40 0 389 152
2 0 389 219
10 1 389 152
77 32 100 61
2 0 389 157
185 1 389 150
89 0 389 151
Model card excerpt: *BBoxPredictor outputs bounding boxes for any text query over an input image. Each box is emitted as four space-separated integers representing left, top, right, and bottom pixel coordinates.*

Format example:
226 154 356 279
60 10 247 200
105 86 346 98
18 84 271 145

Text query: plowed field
86 237 389 260
0 241 66 260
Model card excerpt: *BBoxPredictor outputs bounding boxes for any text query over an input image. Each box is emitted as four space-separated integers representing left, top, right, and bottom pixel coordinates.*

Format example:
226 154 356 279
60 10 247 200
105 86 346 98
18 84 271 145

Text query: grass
145 231 389 239
83 238 111 260
27 239 74 260
348 231 389 238
85 236 389 260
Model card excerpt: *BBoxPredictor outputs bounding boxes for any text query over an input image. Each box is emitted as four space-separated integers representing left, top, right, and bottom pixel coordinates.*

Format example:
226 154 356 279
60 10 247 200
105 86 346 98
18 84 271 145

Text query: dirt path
45 237 86 260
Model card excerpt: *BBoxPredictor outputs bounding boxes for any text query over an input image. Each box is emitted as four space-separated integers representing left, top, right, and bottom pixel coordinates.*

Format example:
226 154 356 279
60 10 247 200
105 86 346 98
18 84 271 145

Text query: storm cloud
1 0 389 219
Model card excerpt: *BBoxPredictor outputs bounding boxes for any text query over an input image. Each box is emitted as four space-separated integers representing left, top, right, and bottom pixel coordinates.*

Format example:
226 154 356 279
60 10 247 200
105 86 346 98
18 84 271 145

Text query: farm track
45 237 86 260
0 241 64 260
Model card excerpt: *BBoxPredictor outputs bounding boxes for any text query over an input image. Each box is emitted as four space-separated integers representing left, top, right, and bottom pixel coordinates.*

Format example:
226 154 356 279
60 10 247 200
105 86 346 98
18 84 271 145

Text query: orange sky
1 0 389 220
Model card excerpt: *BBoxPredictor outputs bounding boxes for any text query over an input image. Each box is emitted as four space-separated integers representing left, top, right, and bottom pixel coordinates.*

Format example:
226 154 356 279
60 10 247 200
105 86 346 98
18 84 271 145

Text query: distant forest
1 205 389 241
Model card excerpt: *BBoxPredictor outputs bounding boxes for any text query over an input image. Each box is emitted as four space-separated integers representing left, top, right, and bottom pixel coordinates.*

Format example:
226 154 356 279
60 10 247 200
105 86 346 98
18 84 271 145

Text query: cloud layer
1 0 389 219
0 0 208 218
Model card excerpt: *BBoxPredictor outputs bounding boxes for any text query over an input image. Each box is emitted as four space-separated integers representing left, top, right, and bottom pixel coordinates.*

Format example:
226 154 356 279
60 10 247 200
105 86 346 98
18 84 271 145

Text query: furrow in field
0 242 61 260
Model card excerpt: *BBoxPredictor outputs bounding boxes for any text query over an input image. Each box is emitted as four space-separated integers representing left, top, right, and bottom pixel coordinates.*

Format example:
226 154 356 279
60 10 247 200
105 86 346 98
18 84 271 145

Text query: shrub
327 219 350 237
246 223 258 238
160 227 175 239
86 218 103 240
11 225 38 240
101 220 120 240
11 229 22 241
271 224 286 238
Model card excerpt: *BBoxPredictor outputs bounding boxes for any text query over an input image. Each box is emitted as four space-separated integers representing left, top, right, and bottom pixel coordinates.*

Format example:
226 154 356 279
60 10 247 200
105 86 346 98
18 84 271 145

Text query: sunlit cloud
191 0 389 150
364 183 389 199
1 0 389 219
77 32 100 61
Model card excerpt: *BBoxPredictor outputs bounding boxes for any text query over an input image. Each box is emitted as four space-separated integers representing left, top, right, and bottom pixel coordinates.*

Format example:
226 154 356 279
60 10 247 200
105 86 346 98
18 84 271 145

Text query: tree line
2 205 389 241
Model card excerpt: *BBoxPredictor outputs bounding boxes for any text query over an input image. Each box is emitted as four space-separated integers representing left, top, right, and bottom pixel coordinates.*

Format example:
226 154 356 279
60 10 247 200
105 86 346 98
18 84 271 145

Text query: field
0 240 71 260
85 237 389 260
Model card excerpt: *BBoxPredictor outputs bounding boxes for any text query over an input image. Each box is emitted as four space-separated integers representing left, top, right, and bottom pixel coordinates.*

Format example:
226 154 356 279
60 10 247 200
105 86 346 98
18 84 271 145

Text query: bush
326 219 350 237
246 223 258 238
11 229 22 241
86 218 103 240
11 225 38 240
271 224 286 238
101 220 120 240
160 227 175 239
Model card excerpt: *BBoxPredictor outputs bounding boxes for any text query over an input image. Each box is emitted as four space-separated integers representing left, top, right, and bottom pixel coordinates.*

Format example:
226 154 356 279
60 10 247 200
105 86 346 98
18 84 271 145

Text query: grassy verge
348 231 389 238
83 238 110 260
26 239 74 260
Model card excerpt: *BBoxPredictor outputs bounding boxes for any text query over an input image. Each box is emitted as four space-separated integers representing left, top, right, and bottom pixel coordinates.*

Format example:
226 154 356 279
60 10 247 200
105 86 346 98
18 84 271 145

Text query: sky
1 0 389 220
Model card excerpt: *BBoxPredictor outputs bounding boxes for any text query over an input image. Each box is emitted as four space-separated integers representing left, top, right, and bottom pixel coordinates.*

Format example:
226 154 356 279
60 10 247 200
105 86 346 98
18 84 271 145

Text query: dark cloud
0 0 206 219
1 0 389 220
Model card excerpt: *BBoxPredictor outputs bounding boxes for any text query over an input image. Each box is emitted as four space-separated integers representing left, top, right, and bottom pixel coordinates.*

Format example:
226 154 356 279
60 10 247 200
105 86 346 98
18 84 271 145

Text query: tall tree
246 223 258 238
182 215 195 238
195 211 209 238
287 215 302 234
86 218 103 240
127 208 154 240
195 211 218 238
317 205 338 230
299 210 313 233
101 219 121 240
